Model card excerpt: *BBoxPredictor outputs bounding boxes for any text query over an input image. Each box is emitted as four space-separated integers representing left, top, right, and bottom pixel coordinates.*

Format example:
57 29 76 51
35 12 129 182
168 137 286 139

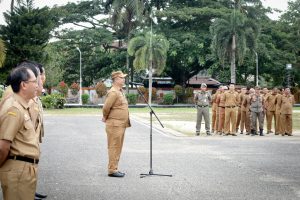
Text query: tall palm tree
0 0 23 12
107 0 145 92
210 10 258 84
128 31 169 104
0 38 6 68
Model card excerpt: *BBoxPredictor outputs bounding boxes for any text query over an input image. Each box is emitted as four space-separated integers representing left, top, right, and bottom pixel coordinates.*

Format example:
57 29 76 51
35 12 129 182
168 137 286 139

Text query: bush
163 93 174 105
174 85 184 97
95 81 107 97
185 87 194 97
0 87 3 99
82 93 89 104
70 82 80 95
41 93 66 109
126 93 138 105
57 81 68 97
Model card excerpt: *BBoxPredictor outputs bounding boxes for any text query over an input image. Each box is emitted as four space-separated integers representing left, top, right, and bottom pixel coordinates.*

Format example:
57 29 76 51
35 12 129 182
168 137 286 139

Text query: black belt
8 155 39 164
226 106 236 108
197 105 208 108
218 106 225 108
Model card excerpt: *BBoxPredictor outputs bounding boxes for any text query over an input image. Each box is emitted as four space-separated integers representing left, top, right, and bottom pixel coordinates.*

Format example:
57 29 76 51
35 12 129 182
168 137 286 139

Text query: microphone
129 81 144 86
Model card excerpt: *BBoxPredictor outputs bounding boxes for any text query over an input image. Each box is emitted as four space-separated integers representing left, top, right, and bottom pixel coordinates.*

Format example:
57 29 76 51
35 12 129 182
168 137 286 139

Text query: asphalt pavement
1 114 300 200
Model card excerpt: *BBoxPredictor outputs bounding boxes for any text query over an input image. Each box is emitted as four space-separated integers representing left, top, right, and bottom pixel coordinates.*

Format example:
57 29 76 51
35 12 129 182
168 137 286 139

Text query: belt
197 105 208 108
218 106 225 108
8 155 39 164
226 106 236 108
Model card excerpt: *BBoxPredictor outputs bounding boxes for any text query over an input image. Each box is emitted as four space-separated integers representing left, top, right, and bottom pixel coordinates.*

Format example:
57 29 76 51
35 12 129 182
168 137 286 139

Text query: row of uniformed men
195 83 295 136
0 61 47 200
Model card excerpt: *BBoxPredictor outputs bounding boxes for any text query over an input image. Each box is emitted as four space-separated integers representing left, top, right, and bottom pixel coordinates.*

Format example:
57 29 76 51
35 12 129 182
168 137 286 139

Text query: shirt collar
13 93 30 109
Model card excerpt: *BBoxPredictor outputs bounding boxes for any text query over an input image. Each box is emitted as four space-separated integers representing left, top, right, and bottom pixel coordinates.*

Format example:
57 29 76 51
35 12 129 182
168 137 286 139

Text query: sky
0 0 291 25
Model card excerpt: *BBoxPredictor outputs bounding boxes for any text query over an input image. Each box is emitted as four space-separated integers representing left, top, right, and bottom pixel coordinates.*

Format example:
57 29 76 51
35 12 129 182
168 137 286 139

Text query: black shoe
35 192 47 199
108 171 125 177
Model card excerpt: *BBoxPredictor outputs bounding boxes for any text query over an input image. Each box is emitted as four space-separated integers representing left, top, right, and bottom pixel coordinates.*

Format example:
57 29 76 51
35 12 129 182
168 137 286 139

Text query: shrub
57 81 68 97
41 93 66 109
174 85 184 97
185 87 194 97
163 93 174 105
82 93 89 104
95 81 107 97
0 87 3 99
126 93 138 105
70 82 80 95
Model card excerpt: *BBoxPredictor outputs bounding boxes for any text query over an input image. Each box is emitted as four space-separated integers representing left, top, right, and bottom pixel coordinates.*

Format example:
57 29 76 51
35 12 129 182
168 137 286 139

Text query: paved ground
2 114 300 200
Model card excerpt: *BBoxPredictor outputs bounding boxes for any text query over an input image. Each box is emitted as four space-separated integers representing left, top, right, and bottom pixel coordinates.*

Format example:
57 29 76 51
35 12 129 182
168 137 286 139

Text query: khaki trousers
275 113 281 134
280 114 293 135
106 125 126 174
224 107 237 134
196 107 210 132
0 159 37 200
211 109 217 131
218 107 225 133
266 111 276 132
236 107 241 131
240 110 250 133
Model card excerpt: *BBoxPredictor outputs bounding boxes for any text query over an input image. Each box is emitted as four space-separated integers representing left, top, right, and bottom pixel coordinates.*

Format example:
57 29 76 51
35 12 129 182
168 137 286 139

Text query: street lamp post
286 64 292 88
76 47 82 105
254 51 258 86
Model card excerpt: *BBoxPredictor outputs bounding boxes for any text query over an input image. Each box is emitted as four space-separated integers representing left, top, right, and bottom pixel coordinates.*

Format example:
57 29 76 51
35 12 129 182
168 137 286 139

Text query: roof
187 75 221 87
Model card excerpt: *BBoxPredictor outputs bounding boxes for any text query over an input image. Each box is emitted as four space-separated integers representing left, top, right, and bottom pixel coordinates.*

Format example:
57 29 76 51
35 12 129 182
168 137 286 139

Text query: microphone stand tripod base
140 170 173 178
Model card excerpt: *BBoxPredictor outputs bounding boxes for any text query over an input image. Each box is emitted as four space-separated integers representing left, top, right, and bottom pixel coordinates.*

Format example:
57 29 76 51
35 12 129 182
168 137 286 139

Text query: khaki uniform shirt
103 86 131 127
240 94 248 111
216 92 225 107
275 94 282 114
265 94 277 112
1 85 13 101
249 94 264 112
30 97 44 143
194 91 211 106
0 94 40 159
280 94 295 115
224 91 239 107
211 92 219 111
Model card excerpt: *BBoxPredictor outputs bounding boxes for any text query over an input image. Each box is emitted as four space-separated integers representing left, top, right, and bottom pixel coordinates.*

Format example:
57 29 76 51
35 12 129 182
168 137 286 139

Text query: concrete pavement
1 114 300 200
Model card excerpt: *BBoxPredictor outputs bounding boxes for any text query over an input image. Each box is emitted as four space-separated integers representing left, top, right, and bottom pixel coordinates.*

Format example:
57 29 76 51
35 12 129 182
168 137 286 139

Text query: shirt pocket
20 119 36 141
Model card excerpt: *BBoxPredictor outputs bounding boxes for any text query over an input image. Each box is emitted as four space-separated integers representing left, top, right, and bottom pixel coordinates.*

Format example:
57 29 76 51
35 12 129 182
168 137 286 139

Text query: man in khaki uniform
216 86 227 135
224 84 239 136
275 89 282 135
236 88 245 133
211 89 219 134
102 71 131 177
265 88 277 134
249 86 264 136
239 87 248 134
278 88 295 136
194 83 211 136
0 67 39 200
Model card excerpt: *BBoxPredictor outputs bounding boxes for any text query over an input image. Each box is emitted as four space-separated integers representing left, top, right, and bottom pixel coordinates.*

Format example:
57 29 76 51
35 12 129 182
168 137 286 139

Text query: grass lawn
44 107 300 133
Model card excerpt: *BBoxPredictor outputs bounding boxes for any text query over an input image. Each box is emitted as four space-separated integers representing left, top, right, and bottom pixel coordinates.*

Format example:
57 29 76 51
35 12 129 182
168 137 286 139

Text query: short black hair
10 67 33 93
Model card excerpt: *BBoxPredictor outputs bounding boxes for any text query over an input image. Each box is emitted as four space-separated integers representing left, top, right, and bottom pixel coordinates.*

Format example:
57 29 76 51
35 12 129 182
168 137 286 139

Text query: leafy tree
128 31 169 104
0 1 59 82
0 38 6 68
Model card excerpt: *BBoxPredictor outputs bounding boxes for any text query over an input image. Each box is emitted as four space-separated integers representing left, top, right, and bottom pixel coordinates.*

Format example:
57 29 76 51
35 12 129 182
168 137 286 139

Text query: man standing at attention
0 67 39 200
224 83 239 136
250 86 265 136
194 83 212 136
279 88 295 136
102 71 131 177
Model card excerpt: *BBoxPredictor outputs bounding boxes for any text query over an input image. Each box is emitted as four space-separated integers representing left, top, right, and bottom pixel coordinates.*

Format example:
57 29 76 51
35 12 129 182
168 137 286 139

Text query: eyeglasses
24 79 38 84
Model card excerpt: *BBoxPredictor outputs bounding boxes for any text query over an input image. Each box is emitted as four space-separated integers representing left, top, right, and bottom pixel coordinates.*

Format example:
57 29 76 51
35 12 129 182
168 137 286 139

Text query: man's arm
0 140 11 166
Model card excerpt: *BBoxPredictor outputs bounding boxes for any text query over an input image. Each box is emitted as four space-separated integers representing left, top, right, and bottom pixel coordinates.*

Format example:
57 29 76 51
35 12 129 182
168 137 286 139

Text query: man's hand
102 117 106 123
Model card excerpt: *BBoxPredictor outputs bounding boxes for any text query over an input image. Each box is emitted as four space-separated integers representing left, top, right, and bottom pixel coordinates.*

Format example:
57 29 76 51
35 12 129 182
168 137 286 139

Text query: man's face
285 88 291 95
241 88 247 94
23 69 38 99
229 84 235 91
201 87 207 91
114 76 126 87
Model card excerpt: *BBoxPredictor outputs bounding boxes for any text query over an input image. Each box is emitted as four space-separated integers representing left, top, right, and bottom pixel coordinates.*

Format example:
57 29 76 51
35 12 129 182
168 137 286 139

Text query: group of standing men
0 61 47 200
195 83 295 137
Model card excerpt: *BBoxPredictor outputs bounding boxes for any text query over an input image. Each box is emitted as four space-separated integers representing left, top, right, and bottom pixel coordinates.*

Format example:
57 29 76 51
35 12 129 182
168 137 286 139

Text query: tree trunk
231 34 236 84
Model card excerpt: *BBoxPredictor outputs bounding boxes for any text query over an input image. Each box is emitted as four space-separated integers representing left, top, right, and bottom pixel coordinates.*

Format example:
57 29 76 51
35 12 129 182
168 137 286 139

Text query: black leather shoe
35 192 47 199
108 171 125 177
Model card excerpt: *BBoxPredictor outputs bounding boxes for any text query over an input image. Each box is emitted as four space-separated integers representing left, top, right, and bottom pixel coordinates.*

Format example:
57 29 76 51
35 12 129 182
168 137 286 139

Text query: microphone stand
132 83 172 178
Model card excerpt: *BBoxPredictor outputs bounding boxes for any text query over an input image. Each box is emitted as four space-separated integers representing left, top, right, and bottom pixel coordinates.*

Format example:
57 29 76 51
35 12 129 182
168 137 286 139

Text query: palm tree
107 0 145 92
0 0 23 12
128 31 169 104
210 10 258 84
0 39 6 68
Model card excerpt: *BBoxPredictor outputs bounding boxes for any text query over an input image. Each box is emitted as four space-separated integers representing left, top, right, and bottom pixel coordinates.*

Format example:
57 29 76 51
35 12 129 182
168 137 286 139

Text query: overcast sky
0 0 291 25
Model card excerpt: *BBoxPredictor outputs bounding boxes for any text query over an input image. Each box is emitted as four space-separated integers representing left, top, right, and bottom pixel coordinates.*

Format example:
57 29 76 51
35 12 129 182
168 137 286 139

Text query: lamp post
254 51 258 86
76 47 82 105
286 64 292 88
